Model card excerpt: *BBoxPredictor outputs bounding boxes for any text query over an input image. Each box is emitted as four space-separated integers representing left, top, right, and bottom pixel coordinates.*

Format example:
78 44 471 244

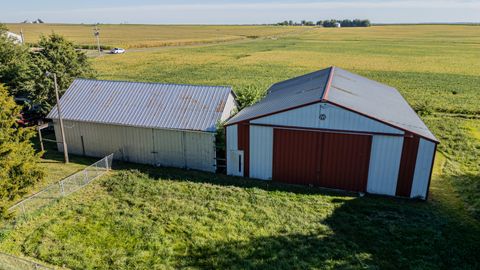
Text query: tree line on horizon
277 19 371 27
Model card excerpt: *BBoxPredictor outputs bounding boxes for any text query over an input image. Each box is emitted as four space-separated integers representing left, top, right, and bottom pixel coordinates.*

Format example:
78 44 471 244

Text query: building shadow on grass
112 159 357 197
178 196 480 270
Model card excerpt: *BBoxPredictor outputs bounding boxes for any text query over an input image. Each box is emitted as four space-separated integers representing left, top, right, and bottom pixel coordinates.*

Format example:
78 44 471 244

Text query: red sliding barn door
272 129 372 192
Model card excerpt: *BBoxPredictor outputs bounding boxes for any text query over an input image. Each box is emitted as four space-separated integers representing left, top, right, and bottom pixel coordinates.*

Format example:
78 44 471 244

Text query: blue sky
1 0 479 24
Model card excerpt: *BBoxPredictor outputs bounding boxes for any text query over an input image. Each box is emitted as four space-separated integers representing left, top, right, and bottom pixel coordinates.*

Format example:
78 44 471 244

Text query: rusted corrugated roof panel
47 79 233 132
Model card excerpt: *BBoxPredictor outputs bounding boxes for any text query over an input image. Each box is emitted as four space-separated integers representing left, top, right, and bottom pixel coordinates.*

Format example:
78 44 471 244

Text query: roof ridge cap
321 66 336 101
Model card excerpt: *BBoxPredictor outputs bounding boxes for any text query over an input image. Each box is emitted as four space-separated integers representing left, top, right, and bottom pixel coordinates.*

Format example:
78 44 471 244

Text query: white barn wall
410 138 436 199
251 103 403 135
367 135 404 196
226 124 238 175
220 93 238 122
249 126 273 180
185 132 216 172
54 120 216 172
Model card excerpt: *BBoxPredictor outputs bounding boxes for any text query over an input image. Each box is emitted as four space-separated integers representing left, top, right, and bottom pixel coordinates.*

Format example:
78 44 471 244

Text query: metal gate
272 129 372 192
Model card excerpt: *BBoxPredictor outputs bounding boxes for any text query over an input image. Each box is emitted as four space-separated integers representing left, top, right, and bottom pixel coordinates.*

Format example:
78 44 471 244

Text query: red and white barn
225 67 438 199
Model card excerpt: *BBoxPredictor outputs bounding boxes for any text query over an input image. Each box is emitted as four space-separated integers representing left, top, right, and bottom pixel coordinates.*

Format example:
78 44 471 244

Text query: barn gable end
226 66 438 200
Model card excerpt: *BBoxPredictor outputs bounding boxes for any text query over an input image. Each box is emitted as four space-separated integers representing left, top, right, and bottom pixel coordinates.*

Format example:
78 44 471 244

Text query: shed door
396 135 420 197
272 129 371 192
228 150 244 177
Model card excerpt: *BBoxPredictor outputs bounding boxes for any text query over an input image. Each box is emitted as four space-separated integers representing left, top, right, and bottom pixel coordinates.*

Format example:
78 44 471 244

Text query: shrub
0 84 44 219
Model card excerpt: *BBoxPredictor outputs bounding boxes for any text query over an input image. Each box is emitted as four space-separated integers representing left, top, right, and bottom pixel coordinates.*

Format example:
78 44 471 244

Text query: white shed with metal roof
225 66 438 199
47 79 237 172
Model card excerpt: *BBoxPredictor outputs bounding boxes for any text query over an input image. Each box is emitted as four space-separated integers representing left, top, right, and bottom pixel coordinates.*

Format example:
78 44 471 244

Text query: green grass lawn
0 159 479 269
1 25 479 269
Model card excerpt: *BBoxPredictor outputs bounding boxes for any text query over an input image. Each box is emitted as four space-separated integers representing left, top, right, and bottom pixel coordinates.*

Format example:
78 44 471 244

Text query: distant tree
0 84 44 219
0 26 35 98
305 21 315 26
321 19 370 27
323 20 338 27
288 20 293 26
316 20 323 26
362 19 371 27
0 23 7 34
301 20 307 26
27 33 96 114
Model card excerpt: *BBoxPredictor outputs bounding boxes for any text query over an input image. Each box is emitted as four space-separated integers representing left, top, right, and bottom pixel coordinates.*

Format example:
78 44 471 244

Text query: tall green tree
0 84 44 218
28 33 96 113
0 24 35 98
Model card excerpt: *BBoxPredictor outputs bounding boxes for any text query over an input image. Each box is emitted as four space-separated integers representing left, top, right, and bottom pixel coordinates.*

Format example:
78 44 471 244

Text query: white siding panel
251 103 403 135
367 136 404 196
410 139 436 199
221 93 238 122
226 124 238 175
54 121 215 172
226 125 238 151
185 132 216 172
249 126 273 180
153 129 184 167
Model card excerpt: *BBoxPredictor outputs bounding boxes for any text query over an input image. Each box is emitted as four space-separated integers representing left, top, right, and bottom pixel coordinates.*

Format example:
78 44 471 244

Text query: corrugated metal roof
327 67 437 142
225 68 331 124
47 79 233 132
226 66 438 142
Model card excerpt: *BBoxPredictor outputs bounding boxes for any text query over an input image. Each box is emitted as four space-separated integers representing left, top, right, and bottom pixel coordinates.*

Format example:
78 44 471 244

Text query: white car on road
110 48 126 54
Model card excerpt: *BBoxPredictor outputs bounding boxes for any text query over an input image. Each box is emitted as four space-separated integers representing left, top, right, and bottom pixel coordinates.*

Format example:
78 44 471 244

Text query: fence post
105 156 109 171
60 181 65 196
21 202 27 220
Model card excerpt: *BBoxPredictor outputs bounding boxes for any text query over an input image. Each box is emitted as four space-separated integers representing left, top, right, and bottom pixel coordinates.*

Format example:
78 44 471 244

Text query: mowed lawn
1 25 480 269
6 24 302 49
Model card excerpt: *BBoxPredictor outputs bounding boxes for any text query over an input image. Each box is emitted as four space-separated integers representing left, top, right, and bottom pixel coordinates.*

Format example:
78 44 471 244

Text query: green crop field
6 23 302 49
1 25 480 269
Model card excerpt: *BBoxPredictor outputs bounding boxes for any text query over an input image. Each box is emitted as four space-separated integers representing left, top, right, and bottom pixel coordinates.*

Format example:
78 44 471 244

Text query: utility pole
94 25 101 55
20 29 25 44
47 72 69 163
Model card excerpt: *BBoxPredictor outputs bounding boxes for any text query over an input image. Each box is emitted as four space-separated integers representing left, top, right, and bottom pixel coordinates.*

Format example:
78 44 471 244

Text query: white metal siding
185 132 216 172
152 129 184 167
54 120 216 172
249 126 273 180
367 136 404 196
410 139 436 199
251 103 403 135
226 124 239 175
221 93 237 122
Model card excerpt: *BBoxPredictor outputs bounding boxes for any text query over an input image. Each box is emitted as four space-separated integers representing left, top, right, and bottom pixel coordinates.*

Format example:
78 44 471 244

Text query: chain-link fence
8 154 114 222
0 154 114 270
0 251 52 270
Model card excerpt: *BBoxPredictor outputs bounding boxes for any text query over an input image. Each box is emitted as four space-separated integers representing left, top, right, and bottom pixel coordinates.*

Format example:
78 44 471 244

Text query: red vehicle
15 97 44 127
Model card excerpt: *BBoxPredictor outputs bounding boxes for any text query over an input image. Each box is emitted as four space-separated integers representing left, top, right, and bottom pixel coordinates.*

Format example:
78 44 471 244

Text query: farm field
1 25 480 269
6 24 301 49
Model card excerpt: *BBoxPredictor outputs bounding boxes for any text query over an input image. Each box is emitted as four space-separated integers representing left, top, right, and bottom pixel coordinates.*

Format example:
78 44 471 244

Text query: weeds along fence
8 154 114 223
0 154 114 270
0 251 52 270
